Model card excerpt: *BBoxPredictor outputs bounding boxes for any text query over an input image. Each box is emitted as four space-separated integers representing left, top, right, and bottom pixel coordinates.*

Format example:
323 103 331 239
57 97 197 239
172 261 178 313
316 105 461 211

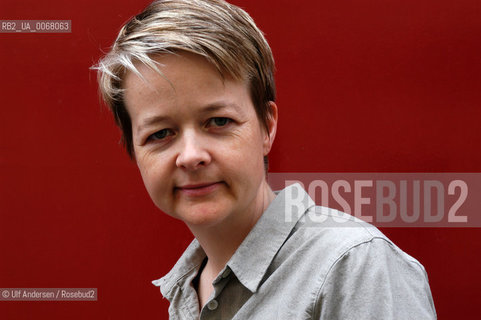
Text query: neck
188 180 276 276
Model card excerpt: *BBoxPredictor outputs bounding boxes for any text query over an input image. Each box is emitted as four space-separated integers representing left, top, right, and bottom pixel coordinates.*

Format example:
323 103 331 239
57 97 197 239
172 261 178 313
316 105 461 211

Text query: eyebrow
137 115 169 134
136 102 244 133
198 102 244 115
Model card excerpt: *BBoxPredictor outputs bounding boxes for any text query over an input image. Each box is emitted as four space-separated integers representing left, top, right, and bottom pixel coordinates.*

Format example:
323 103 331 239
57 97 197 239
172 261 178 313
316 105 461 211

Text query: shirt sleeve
312 238 437 320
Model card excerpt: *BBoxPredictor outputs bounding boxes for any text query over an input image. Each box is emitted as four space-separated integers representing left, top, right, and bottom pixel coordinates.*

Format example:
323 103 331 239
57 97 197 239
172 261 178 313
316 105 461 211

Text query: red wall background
1 0 480 318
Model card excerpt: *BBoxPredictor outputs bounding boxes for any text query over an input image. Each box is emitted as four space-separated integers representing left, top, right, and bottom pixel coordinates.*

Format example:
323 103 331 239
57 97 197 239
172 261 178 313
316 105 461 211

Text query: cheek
136 154 171 200
216 126 266 176
242 124 267 164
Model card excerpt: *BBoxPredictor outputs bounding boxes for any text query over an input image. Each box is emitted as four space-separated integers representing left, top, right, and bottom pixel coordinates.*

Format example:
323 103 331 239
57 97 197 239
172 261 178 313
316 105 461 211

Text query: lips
176 182 222 197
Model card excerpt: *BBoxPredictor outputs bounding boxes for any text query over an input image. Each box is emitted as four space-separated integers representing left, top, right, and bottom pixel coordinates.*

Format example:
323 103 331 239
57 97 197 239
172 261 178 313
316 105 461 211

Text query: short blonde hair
94 0 276 158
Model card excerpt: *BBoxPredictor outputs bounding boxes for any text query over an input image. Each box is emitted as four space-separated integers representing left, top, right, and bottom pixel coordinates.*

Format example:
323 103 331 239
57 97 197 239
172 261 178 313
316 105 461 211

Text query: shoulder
280 205 395 270
289 206 436 319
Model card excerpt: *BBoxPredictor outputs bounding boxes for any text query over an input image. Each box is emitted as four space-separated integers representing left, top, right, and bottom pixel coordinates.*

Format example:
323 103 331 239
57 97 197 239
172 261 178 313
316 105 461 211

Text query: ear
263 101 278 156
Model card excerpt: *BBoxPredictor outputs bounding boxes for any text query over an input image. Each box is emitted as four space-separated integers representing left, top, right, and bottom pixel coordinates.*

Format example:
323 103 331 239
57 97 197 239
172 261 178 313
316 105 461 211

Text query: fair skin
123 52 278 309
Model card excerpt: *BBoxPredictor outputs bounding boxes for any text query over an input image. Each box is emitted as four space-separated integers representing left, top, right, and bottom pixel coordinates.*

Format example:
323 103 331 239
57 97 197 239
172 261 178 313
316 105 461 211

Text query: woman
94 0 436 318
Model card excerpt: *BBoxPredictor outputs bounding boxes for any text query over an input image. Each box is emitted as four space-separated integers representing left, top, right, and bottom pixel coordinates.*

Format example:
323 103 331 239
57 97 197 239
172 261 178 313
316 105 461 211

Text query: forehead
122 52 254 124
123 53 221 98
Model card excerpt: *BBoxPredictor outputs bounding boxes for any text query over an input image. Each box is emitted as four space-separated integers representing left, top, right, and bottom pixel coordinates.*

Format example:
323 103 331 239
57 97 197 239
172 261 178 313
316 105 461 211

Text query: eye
147 129 175 142
207 117 232 128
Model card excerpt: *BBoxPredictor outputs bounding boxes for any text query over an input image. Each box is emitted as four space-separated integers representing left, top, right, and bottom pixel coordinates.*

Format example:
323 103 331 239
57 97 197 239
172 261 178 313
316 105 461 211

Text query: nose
175 131 212 170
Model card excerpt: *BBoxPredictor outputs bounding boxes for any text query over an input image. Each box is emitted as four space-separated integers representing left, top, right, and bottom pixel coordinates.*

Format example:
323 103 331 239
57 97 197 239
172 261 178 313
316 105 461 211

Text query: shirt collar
152 183 315 297
152 239 205 301
226 183 315 292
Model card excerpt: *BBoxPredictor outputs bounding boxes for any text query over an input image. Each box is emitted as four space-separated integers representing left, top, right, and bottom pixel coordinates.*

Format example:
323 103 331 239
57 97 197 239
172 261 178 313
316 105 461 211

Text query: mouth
175 182 222 197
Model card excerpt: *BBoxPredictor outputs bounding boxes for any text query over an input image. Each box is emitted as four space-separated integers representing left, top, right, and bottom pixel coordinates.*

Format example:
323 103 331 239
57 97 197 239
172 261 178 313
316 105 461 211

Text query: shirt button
207 299 219 311
221 268 231 279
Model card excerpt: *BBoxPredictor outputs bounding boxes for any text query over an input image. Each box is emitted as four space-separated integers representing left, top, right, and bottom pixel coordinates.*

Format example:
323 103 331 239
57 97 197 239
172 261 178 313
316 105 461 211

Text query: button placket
207 299 219 310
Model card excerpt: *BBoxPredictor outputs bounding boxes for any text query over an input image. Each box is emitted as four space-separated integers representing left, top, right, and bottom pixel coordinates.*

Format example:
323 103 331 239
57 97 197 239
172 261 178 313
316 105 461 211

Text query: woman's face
123 52 276 229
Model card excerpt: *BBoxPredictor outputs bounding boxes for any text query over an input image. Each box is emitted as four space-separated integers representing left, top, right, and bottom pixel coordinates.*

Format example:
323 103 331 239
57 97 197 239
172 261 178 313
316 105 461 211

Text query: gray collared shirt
153 184 436 319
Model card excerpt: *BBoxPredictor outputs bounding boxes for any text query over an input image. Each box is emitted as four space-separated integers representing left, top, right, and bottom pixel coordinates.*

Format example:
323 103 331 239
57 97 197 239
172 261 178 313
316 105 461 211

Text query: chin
180 204 231 228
